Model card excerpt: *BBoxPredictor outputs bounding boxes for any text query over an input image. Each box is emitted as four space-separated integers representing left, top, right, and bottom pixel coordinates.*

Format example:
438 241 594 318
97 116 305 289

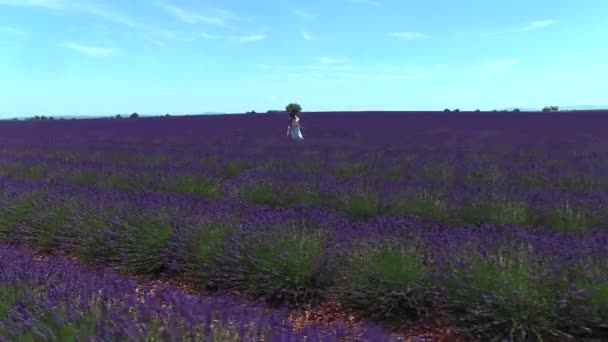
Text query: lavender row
3 162 608 231
0 244 395 341
0 179 606 340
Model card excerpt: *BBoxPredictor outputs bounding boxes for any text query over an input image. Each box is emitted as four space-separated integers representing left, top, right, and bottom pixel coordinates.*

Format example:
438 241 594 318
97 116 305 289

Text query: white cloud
0 25 27 35
157 2 228 26
335 71 430 81
200 32 265 42
348 0 381 6
292 8 314 19
255 63 357 71
0 0 141 27
61 42 120 57
301 30 315 41
482 59 520 71
316 57 341 64
390 32 430 40
0 0 64 9
482 20 555 36
257 62 431 82
73 3 140 27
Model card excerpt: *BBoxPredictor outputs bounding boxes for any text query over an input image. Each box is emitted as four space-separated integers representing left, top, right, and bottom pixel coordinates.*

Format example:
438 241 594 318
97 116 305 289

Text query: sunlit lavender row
0 243 397 341
0 176 606 340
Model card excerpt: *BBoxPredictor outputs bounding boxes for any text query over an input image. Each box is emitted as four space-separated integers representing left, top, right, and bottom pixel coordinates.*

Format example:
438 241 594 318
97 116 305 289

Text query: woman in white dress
286 112 304 142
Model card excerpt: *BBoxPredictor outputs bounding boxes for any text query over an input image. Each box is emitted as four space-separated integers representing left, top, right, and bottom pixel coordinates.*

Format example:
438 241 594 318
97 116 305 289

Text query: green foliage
332 162 369 179
0 284 24 318
393 190 448 220
451 251 562 341
118 210 173 276
0 192 39 240
458 198 531 226
169 175 220 197
238 225 326 305
240 180 321 207
130 112 139 118
338 190 380 220
69 208 118 263
180 222 232 288
542 106 559 112
421 164 453 182
65 169 98 186
543 202 594 233
285 103 302 114
222 160 249 178
24 198 80 252
336 241 434 323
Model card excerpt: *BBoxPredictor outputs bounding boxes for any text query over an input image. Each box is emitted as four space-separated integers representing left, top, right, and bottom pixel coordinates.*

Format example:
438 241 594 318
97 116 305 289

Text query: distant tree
116 114 122 119
130 112 139 118
165 113 171 117
443 108 451 112
513 108 521 112
49 116 55 120
542 106 559 112
285 103 302 115
246 110 256 114
267 110 280 114
34 115 40 120
453 108 460 112
492 109 498 112
474 109 481 112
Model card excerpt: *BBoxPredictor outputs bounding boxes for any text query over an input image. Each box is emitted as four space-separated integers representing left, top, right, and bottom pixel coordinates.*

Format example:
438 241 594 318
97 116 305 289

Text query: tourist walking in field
286 103 304 142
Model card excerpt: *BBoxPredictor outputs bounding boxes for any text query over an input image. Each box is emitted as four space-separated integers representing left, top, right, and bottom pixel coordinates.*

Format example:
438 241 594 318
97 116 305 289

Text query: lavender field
1 111 607 341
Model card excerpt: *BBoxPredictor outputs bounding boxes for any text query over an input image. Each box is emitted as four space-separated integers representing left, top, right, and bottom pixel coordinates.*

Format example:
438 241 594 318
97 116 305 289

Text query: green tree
443 108 451 112
285 103 302 114
130 112 139 118
542 106 559 112
513 108 521 112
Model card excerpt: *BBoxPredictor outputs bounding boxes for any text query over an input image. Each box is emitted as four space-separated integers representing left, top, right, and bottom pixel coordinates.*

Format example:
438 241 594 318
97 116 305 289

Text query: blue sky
0 0 607 117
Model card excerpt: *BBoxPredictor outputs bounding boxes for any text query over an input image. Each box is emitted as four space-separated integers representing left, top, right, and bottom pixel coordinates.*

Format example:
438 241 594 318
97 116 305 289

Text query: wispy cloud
301 30 316 41
61 42 120 57
482 59 520 71
348 0 381 6
73 3 140 27
0 0 64 9
200 32 265 42
334 71 430 81
255 63 357 71
389 32 430 40
316 57 342 64
257 59 431 83
157 2 227 26
482 20 555 36
0 0 141 27
0 25 27 35
292 8 314 19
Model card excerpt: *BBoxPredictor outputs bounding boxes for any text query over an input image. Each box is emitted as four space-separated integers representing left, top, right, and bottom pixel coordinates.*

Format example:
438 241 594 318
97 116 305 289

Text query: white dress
287 116 304 141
